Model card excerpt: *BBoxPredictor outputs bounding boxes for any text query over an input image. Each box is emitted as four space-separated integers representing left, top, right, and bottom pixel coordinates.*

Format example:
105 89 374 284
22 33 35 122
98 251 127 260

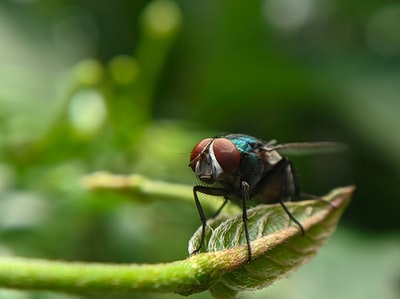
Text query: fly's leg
191 186 207 255
280 158 336 233
278 158 306 235
240 181 252 263
279 199 305 235
211 198 229 219
300 192 336 209
191 186 228 255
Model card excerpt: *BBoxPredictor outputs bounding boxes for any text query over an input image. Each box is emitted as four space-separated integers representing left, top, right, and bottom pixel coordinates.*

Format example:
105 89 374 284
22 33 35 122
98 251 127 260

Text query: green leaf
188 186 354 299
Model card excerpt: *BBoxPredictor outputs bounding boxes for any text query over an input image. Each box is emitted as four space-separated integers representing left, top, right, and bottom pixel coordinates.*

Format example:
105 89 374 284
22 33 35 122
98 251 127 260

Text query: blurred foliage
0 0 399 298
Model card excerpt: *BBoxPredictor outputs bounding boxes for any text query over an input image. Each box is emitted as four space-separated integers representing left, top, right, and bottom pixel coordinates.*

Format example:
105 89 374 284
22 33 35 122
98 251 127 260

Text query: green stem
82 172 192 202
82 172 236 212
0 252 243 295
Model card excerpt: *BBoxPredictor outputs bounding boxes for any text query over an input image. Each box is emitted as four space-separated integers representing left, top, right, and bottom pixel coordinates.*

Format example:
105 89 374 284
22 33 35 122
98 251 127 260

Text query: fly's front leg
240 181 252 263
191 186 227 255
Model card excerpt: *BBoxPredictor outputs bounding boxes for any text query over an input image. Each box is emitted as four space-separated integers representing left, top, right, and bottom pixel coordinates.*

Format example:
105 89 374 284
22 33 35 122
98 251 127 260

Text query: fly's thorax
245 149 284 202
226 148 283 195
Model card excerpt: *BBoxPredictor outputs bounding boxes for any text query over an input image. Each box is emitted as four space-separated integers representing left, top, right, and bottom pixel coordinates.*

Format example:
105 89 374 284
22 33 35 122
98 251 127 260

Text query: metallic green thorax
223 134 280 200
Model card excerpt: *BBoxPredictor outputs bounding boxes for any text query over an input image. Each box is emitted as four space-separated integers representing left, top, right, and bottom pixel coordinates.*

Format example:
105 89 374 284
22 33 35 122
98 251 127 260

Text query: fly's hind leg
299 192 337 209
278 199 305 235
279 158 336 234
277 158 306 235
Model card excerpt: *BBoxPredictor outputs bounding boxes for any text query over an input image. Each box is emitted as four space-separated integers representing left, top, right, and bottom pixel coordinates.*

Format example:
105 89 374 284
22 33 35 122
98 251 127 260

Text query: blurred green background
0 0 399 298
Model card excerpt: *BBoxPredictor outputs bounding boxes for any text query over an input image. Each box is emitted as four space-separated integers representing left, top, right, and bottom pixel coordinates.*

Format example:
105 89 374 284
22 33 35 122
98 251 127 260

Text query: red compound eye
212 138 240 173
189 138 213 170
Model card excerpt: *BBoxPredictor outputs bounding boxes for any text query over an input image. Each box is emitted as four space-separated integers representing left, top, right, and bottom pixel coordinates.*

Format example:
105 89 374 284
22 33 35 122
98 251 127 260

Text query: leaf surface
188 186 354 298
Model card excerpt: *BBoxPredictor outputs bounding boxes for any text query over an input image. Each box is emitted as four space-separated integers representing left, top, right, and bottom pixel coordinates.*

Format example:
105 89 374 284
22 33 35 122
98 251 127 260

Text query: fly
188 133 345 262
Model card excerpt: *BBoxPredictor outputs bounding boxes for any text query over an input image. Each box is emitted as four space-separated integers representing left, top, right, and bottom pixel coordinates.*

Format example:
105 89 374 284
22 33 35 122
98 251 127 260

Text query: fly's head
189 138 241 185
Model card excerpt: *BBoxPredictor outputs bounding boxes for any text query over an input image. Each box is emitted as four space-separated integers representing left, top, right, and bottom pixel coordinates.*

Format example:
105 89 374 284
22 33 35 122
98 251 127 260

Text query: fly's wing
264 142 347 156
265 139 277 146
